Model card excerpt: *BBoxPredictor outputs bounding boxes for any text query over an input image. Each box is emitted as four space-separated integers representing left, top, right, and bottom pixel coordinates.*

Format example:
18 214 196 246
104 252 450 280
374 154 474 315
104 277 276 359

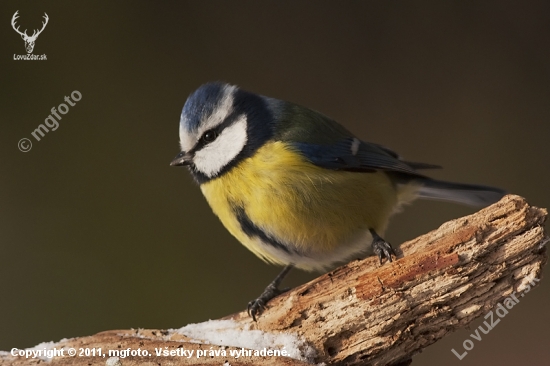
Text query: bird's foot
370 229 396 265
247 265 293 321
247 284 289 322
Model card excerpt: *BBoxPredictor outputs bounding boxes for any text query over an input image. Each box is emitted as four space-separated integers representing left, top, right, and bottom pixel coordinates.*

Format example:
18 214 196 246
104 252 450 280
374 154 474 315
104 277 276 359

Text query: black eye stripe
189 111 245 154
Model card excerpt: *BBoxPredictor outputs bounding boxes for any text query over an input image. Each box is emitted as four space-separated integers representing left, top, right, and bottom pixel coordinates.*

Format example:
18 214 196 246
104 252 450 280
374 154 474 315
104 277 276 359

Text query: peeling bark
1 195 547 366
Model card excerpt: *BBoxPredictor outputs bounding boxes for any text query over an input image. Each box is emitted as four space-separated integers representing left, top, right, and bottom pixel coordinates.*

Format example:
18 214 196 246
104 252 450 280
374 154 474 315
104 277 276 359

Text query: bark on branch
1 195 547 366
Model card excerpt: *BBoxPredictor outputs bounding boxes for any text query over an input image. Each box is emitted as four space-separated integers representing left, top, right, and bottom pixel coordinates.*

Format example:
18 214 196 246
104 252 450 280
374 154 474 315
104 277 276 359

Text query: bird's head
171 82 276 183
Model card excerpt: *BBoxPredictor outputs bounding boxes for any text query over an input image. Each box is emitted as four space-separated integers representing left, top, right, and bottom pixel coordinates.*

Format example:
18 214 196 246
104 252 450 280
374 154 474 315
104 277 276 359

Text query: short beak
170 151 193 166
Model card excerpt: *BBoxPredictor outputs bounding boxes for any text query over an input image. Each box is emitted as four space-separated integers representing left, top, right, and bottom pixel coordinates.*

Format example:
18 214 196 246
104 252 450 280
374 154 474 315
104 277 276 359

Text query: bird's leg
370 228 396 264
247 264 293 321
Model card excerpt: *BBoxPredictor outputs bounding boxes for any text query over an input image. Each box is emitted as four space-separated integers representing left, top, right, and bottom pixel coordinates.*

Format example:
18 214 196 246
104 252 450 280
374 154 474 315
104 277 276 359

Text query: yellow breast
200 141 401 270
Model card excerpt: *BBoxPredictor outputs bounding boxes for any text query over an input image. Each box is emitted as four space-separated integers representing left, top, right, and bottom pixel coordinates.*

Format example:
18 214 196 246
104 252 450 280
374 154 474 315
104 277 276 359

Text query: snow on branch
1 195 547 366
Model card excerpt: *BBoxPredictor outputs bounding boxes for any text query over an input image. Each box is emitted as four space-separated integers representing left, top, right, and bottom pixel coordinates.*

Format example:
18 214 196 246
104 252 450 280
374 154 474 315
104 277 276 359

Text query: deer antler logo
11 11 49 54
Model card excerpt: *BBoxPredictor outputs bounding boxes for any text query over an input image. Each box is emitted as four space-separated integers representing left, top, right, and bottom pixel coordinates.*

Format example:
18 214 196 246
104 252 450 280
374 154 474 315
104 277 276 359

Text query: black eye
202 130 218 143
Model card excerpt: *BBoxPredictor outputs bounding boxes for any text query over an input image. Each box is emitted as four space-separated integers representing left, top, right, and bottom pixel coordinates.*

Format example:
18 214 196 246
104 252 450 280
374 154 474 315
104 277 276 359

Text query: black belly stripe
234 206 293 254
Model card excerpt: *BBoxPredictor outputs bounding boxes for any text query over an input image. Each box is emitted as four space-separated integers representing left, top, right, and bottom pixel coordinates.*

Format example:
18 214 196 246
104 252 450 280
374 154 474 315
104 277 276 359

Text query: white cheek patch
193 115 248 178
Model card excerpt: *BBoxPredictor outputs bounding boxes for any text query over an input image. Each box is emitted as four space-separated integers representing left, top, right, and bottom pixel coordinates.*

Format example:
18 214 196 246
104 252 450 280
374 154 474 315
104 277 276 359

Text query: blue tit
171 82 505 320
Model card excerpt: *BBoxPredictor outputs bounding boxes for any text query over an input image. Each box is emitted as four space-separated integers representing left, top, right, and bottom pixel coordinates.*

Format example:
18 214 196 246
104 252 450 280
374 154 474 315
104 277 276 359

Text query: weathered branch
1 195 547 366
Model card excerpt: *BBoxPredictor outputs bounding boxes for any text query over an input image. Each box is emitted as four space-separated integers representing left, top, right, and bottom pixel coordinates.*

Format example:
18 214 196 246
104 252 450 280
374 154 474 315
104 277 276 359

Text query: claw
247 285 286 321
247 300 265 322
247 297 267 321
370 229 396 264
246 265 293 321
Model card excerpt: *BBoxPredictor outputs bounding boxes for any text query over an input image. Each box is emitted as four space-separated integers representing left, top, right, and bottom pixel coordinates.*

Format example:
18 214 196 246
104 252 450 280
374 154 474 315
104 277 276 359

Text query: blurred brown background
1 1 549 364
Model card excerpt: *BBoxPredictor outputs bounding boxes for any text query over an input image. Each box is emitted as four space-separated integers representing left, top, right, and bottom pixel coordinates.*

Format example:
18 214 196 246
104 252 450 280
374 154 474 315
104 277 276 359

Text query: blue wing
291 138 439 175
271 100 440 175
